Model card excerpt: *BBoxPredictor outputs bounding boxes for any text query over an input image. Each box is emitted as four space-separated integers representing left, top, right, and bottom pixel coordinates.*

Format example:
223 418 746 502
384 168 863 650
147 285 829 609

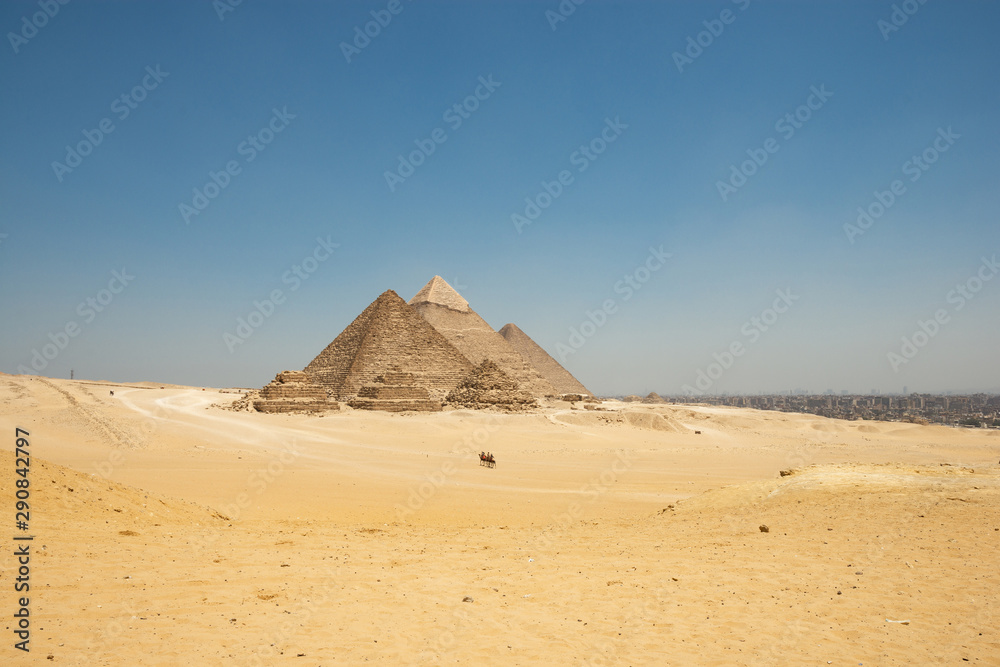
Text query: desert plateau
2 373 998 665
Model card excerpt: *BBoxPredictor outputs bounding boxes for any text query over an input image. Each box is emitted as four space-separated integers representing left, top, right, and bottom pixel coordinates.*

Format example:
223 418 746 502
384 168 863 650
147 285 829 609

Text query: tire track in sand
37 378 136 449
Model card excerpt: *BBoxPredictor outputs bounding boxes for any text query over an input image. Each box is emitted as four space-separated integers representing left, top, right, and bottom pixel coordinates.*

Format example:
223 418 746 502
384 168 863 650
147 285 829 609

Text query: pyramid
446 360 537 411
408 277 557 398
349 367 442 412
254 371 339 413
303 290 473 400
498 322 592 396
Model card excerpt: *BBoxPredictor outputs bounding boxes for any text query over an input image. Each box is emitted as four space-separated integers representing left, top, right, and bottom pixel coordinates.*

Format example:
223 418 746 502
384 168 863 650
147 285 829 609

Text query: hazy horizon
2 0 997 396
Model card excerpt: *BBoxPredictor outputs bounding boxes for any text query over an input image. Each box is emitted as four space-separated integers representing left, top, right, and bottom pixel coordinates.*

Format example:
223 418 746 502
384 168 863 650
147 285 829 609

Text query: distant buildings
656 393 1000 427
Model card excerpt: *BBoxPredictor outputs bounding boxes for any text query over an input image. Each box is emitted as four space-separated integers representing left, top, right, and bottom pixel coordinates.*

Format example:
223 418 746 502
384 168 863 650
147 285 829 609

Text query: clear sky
1 0 997 396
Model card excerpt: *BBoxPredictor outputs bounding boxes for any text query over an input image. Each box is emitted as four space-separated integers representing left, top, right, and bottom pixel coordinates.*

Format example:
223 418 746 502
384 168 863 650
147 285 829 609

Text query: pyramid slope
498 323 592 396
304 290 473 400
408 279 557 398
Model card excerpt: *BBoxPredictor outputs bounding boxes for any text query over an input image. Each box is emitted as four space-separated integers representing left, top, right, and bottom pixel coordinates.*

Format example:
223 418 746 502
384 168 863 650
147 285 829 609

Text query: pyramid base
254 399 340 414
348 398 442 412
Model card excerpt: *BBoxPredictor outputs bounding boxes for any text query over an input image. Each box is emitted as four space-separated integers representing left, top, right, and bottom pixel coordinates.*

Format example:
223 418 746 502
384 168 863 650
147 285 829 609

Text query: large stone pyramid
498 323 592 396
408 277 557 398
304 290 473 400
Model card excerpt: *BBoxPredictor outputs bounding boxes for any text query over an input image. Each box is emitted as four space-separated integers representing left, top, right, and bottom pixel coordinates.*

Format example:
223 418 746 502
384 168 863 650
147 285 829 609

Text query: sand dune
1 375 998 665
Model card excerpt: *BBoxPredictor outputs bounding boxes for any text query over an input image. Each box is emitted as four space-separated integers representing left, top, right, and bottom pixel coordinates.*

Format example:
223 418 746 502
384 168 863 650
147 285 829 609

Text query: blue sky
1 0 997 395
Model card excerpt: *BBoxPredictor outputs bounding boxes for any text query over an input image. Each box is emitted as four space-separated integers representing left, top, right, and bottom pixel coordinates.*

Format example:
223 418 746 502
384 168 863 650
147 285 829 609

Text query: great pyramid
303 290 473 400
498 322 592 396
408 276 557 398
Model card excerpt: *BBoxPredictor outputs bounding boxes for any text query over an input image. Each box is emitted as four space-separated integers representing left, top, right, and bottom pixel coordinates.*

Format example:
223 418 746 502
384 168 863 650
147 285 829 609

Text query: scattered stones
462 596 474 603
222 390 260 412
779 469 795 477
759 524 769 533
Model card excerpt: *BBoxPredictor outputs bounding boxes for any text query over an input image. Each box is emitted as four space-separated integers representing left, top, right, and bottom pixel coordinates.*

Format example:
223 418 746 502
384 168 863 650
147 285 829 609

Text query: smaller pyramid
498 323 592 396
446 360 537 411
643 392 666 404
254 371 339 413
349 367 442 412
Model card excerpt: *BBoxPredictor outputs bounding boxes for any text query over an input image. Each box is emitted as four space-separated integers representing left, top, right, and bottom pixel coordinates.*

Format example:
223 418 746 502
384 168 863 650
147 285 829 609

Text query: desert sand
1 374 998 665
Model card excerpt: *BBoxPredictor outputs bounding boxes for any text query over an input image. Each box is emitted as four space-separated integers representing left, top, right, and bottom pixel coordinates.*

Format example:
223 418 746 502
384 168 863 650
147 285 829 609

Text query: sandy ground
0 374 998 665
